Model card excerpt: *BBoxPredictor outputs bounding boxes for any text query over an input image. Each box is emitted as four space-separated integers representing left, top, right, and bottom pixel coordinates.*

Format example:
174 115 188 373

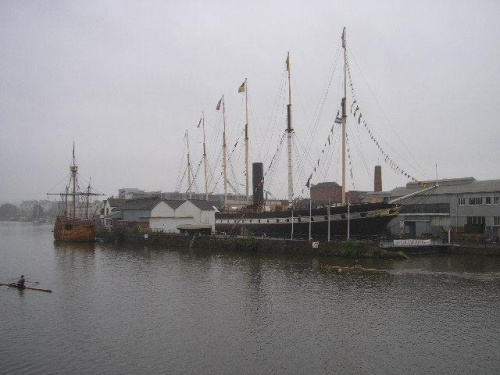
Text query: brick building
310 182 363 205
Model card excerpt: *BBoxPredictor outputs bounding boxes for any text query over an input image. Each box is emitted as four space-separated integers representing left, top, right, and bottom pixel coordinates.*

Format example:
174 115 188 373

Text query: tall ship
48 144 102 242
180 29 405 239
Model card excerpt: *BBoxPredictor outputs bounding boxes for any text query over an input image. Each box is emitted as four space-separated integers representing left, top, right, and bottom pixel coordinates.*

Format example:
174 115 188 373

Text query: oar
23 285 52 293
0 283 52 293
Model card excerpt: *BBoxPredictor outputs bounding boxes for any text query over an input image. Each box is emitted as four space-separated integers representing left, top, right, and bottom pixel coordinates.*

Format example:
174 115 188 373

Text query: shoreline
98 230 500 258
104 232 407 258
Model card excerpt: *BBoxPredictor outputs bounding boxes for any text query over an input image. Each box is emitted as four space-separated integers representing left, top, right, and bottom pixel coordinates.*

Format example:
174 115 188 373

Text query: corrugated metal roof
389 178 500 197
164 200 184 210
188 199 216 211
119 198 162 211
118 198 215 212
107 198 126 207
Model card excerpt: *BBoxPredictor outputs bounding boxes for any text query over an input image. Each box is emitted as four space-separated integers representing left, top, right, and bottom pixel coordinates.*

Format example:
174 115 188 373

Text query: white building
114 198 215 233
101 198 126 227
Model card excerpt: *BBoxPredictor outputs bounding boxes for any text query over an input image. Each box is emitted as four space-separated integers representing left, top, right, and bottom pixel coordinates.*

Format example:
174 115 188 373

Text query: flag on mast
197 118 202 128
238 80 246 93
305 173 312 188
286 53 290 72
216 97 222 111
335 110 342 124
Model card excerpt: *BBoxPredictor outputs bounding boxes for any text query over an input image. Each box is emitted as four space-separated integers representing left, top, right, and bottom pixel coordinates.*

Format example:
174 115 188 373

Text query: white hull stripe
216 208 397 225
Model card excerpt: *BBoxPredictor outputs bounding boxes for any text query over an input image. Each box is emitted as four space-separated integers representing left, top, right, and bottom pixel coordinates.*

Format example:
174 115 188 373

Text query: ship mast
186 130 193 199
64 185 69 217
244 78 250 203
286 52 294 209
47 143 104 218
222 95 228 209
85 181 91 219
341 28 347 206
202 113 209 201
70 142 78 218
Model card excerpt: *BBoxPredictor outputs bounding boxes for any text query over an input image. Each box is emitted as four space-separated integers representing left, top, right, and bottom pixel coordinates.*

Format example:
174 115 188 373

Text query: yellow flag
238 81 246 93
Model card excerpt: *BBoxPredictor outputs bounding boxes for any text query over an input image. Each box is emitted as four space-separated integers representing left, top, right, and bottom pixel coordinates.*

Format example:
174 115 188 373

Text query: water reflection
2 223 500 374
53 242 96 274
15 287 25 298
53 241 96 252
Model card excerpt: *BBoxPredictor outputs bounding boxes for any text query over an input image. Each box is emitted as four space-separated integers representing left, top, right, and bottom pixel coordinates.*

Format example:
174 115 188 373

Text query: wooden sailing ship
48 144 103 242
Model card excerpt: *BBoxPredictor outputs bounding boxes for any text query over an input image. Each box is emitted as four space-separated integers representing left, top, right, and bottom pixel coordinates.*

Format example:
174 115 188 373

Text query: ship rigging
175 29 430 238
47 144 104 242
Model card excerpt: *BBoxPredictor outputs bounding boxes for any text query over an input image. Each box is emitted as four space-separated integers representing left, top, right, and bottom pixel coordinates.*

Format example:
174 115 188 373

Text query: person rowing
17 275 26 289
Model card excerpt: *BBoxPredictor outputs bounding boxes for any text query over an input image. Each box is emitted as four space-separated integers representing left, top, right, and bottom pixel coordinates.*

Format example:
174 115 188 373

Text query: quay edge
99 230 408 259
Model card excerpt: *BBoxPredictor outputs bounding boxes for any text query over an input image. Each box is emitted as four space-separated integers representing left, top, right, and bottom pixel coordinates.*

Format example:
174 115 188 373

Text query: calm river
1 222 499 374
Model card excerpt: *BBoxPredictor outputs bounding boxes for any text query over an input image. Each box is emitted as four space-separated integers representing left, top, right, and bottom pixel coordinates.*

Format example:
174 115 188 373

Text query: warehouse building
365 177 500 239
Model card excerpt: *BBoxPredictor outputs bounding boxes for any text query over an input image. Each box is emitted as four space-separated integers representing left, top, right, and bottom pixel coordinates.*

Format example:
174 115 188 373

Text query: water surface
1 222 499 374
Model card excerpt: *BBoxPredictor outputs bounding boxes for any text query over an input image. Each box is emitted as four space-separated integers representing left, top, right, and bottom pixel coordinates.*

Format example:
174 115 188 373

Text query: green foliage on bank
340 240 363 257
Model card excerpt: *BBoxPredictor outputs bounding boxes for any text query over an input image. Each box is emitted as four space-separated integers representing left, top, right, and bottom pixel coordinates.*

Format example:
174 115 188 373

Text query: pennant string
345 54 418 184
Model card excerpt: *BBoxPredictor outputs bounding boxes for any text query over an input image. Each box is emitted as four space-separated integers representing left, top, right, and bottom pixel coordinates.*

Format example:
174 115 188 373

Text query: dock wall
100 230 407 258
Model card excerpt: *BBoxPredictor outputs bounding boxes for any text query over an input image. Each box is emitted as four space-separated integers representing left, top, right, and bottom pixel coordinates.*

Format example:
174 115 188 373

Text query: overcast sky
1 0 499 203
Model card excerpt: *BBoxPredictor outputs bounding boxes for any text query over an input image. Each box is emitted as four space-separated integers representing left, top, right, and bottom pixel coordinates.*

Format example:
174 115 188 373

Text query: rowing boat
0 283 52 293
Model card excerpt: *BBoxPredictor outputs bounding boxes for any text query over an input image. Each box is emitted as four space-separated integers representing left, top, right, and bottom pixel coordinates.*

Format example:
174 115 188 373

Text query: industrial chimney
252 162 264 208
374 165 382 192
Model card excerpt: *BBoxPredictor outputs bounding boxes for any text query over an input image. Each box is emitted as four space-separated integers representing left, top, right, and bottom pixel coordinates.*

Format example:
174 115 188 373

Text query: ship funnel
374 165 382 192
252 162 264 208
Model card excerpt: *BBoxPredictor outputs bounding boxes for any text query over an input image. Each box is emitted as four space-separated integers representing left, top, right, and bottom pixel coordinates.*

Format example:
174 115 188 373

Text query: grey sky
1 0 499 203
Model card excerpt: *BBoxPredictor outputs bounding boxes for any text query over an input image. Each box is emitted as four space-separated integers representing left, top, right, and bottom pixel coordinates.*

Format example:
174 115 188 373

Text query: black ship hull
216 202 399 239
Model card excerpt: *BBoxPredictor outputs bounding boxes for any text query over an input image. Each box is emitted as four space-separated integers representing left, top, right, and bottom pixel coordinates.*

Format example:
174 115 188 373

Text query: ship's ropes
260 70 288 166
301 44 342 161
175 136 188 192
292 43 344 195
346 50 426 181
46 173 72 195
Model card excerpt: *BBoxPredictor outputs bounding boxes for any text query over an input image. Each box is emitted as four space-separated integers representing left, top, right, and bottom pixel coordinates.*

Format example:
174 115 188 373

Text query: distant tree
32 204 45 221
45 201 60 220
0 203 19 220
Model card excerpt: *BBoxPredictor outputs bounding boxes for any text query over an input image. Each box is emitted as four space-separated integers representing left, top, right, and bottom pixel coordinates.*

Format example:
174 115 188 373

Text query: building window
494 197 499 205
486 197 491 205
494 217 500 226
467 216 485 225
458 198 466 206
469 197 483 205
